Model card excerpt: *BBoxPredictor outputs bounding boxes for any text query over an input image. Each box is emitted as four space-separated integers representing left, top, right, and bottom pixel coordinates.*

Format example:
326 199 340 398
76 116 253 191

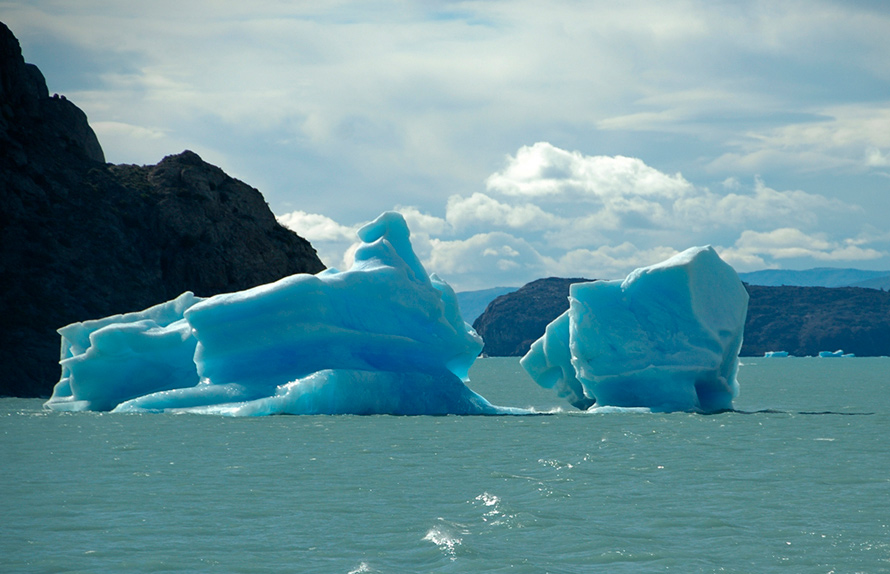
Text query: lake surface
2 357 889 573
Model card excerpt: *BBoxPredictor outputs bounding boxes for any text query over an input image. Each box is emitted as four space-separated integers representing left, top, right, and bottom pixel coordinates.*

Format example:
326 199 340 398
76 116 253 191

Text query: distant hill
742 285 890 357
738 268 890 288
472 278 592 356
456 286 518 324
851 275 890 290
473 278 890 358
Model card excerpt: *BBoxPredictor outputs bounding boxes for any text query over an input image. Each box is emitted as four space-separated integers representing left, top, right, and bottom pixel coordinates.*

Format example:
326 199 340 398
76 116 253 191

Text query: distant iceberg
818 350 855 358
46 212 526 416
521 246 749 413
764 351 789 358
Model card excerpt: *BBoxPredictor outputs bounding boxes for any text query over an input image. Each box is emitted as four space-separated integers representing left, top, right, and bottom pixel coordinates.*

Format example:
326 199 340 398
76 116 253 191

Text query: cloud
277 210 358 269
485 142 694 200
723 228 884 264
427 232 548 288
865 147 890 167
595 88 781 135
674 177 855 233
391 206 450 237
8 2 890 288
6 3 890 219
277 210 356 242
483 144 855 238
274 142 887 290
91 121 166 141
709 104 890 173
445 192 562 231
548 244 681 281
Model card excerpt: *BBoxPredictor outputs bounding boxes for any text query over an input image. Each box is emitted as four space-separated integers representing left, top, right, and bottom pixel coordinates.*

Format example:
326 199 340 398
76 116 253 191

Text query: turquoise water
2 357 889 573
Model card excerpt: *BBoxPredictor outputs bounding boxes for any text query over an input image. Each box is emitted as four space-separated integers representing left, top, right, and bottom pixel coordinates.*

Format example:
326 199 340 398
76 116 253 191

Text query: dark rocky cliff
473 278 890 358
0 22 325 397
472 277 592 356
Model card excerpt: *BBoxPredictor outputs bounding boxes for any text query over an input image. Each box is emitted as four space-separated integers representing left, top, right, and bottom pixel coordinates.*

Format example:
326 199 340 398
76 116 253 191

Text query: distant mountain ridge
738 268 890 288
456 286 518 323
849 275 890 290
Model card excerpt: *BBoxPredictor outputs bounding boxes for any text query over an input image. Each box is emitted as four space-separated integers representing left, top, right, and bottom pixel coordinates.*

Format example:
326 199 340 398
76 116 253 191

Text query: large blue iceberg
46 212 523 416
520 246 749 413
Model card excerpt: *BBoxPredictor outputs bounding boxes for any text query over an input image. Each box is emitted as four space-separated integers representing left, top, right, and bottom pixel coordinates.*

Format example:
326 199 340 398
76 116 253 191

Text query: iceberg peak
355 211 429 286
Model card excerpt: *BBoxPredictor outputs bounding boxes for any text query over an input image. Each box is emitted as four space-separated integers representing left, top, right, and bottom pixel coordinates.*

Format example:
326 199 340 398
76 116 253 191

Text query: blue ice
818 350 854 358
521 246 749 413
45 212 525 416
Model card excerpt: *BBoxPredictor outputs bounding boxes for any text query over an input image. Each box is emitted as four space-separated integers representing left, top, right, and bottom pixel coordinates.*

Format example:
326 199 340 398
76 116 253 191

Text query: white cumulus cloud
445 192 562 231
486 142 694 200
277 210 359 270
277 210 356 241
275 142 888 290
723 228 884 263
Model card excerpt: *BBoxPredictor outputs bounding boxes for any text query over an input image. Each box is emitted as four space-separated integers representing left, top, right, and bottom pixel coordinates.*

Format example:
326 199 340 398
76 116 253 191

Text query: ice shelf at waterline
45 212 525 416
521 246 749 413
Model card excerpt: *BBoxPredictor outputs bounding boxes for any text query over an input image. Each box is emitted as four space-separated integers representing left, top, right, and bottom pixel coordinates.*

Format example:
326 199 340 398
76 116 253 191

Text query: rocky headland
472 277 592 356
0 22 325 397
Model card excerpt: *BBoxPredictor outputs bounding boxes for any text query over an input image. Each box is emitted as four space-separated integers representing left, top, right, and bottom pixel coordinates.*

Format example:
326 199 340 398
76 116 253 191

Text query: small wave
474 492 506 523
586 405 653 414
423 523 463 559
475 492 500 507
472 491 527 526
539 458 574 470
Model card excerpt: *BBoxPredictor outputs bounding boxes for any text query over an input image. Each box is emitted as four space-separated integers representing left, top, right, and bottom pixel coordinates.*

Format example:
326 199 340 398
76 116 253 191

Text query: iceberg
521 246 749 413
764 351 789 358
818 350 854 358
45 212 524 416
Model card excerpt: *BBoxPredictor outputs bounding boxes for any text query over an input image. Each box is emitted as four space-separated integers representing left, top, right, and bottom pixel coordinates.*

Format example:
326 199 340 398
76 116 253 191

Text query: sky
4 1 890 290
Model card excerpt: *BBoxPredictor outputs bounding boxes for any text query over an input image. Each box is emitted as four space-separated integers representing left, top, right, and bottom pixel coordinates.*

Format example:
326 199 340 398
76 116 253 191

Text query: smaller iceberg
818 350 854 358
764 351 789 358
46 212 526 416
521 246 749 413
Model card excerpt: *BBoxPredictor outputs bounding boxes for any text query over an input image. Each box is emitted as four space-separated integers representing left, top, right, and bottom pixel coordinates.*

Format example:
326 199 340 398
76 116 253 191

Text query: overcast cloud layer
5 1 890 290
